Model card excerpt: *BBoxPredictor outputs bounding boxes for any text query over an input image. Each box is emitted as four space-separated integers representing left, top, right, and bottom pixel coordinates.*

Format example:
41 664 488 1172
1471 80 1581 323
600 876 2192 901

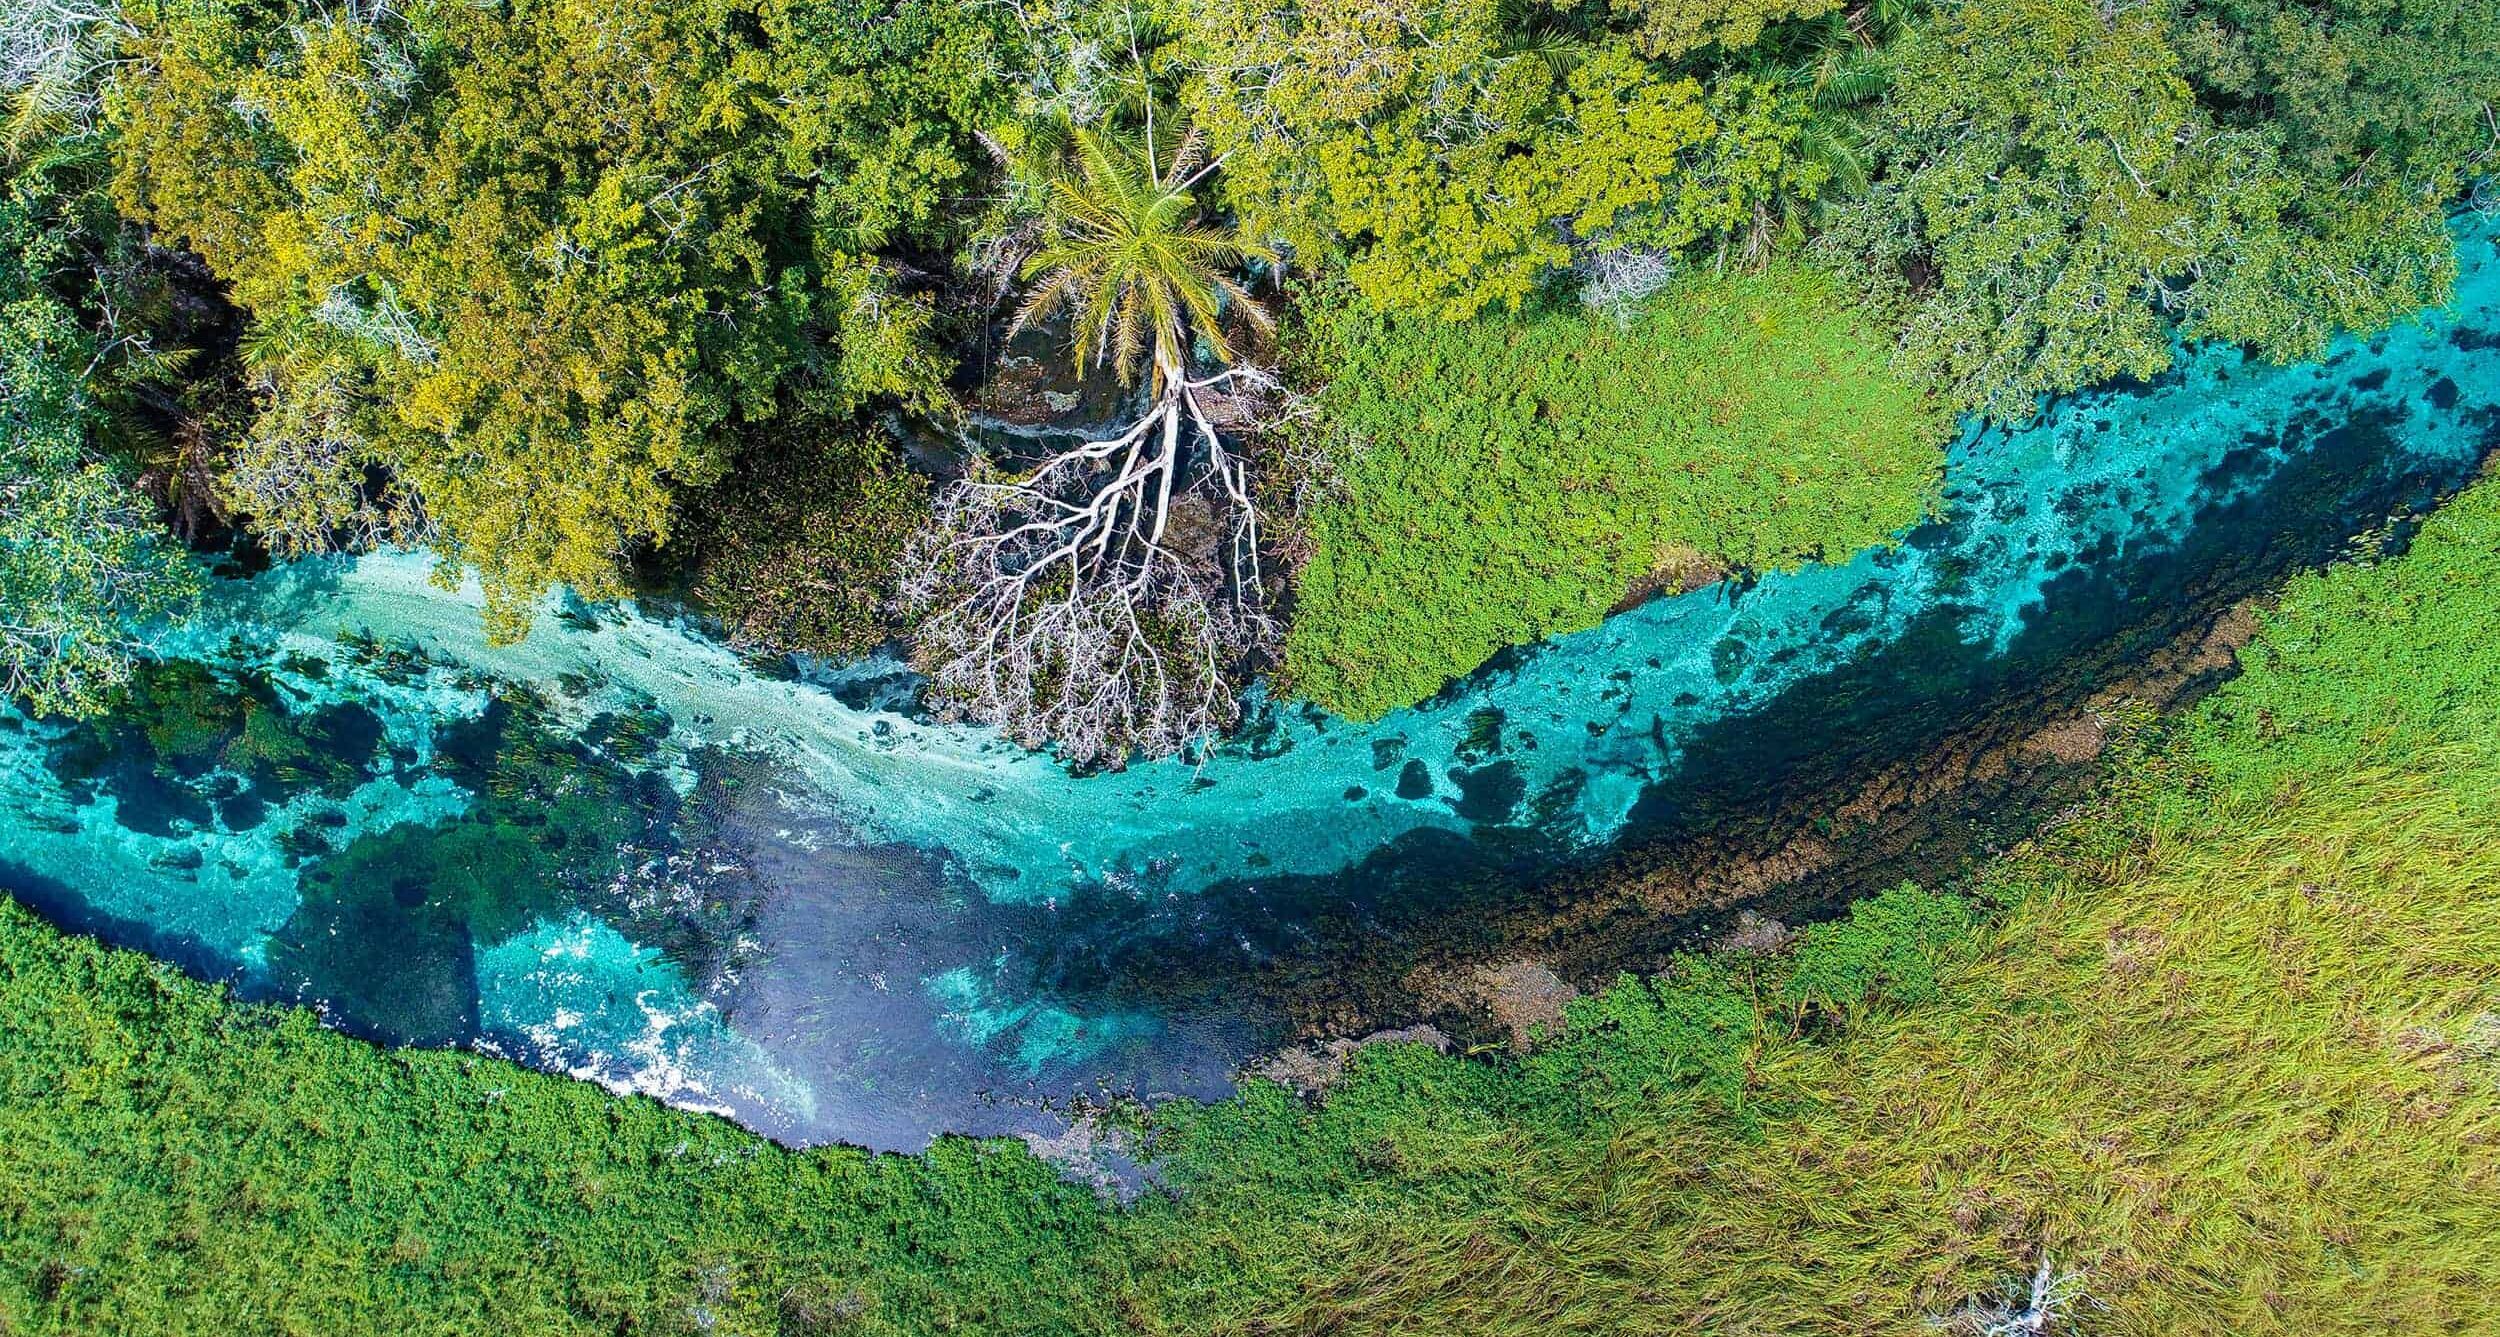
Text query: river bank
9 457 2500 1332
3 216 2498 1148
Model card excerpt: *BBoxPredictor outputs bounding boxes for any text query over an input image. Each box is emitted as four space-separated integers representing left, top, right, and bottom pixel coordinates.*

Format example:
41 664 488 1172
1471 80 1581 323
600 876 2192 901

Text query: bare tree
1934 1257 2092 1337
1 0 127 140
1576 245 1681 324
899 121 1280 767
222 360 430 558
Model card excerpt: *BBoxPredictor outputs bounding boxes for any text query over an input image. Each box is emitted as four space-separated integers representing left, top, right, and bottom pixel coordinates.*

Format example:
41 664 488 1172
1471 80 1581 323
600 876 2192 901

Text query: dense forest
6 0 2500 1330
7 0 2492 756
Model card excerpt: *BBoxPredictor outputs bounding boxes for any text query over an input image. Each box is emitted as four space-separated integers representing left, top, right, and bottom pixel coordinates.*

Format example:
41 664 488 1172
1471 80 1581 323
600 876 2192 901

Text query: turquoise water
4 219 2498 1150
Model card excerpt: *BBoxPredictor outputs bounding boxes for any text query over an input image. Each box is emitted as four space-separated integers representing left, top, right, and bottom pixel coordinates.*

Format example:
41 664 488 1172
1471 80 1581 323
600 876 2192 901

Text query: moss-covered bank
1280 265 1945 720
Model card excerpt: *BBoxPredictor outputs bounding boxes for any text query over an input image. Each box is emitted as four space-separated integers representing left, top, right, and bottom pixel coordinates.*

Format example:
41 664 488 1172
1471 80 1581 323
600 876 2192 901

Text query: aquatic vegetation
266 683 720 1046
42 660 385 837
1280 263 1940 719
14 421 2500 1332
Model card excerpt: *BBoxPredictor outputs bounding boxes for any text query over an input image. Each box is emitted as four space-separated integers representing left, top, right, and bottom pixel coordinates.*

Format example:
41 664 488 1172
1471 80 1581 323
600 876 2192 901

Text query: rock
1470 961 1578 1050
1249 1025 1451 1096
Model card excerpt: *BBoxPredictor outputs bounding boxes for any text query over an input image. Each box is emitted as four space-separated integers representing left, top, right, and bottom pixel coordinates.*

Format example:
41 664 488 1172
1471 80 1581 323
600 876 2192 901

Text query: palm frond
1815 49 1893 109
1004 117 1267 385
1007 266 1083 343
1160 124 1205 189
1498 25 1592 82
1212 273 1275 340
1800 118 1873 197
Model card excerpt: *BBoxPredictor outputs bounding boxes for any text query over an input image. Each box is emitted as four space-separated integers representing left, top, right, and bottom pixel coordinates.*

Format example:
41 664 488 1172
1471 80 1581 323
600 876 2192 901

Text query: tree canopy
1826 0 2488 418
106 0 1012 636
0 131 198 718
1179 0 1832 319
6 0 2494 743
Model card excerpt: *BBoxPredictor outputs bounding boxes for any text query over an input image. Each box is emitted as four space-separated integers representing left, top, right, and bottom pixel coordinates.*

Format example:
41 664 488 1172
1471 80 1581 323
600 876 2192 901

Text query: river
3 218 2496 1152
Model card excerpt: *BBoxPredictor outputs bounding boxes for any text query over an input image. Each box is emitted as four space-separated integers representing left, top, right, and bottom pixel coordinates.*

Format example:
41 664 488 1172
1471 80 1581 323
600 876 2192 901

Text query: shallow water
5 220 2498 1151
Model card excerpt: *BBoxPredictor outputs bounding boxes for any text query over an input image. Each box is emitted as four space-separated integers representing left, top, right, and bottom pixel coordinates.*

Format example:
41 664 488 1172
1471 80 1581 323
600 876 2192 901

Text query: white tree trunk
896 364 1281 766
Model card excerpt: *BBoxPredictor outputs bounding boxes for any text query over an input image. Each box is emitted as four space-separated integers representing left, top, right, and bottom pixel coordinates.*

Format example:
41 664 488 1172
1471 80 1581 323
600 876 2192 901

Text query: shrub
681 430 928 661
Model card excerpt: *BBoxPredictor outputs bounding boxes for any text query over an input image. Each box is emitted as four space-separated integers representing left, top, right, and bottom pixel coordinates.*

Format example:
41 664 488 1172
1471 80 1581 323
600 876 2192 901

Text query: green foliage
2167 0 2499 359
0 896 1121 1335
14 474 2500 1331
1829 0 2260 417
1322 50 1826 320
2168 0 2500 192
10 0 2500 1324
106 0 1011 636
1774 879 1970 1025
1592 0 1842 61
1281 263 1942 718
2188 473 2500 810
0 123 199 719
1829 0 2482 419
682 429 930 660
1180 0 1832 319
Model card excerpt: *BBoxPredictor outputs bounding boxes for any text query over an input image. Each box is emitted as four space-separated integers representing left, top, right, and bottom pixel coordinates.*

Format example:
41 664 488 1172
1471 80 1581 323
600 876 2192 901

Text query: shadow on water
0 859 248 992
5 228 2500 1152
933 370 2499 1055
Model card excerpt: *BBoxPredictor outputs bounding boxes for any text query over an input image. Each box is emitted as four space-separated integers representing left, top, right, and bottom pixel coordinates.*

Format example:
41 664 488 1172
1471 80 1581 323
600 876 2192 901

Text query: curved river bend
4 220 2498 1150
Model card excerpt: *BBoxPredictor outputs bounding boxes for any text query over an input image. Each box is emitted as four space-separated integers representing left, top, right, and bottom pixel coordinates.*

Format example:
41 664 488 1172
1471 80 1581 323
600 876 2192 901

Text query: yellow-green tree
108 0 1008 637
1180 0 1829 320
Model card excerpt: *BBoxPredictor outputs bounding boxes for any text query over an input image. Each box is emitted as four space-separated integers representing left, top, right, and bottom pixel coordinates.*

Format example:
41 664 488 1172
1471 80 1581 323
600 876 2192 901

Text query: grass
0 910 1121 1334
1171 759 2500 1334
7 471 2500 1332
1280 265 1945 719
1135 472 2500 1334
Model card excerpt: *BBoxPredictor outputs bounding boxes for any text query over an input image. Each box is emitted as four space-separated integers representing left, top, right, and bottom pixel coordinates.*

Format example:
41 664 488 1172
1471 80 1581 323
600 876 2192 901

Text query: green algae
41 660 387 839
266 685 686 1045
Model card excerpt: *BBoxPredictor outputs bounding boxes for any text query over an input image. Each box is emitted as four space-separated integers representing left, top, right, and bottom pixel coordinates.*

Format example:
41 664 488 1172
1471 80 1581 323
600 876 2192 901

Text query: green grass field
1280 266 1946 719
7 475 2499 1333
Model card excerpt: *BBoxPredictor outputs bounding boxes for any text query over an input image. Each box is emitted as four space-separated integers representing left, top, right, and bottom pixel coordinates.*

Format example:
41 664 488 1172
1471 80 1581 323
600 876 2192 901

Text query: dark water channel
2 220 2497 1152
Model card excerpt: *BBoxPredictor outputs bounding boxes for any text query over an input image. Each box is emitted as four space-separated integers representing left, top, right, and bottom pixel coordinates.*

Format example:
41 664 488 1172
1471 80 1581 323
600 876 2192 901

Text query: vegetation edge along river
5 216 2494 1147
5 417 2498 1333
4 0 2498 1328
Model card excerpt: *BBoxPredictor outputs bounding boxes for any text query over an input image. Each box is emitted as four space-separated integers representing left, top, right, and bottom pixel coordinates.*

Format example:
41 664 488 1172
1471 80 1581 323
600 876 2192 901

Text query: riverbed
4 218 2495 1152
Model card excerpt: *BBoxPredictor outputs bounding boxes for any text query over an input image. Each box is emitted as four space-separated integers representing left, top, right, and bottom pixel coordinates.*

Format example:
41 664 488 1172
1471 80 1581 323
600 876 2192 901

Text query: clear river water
5 218 2499 1152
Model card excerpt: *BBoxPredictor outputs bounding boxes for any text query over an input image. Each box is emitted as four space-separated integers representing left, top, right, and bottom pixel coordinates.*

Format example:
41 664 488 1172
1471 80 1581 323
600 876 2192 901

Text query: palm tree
1738 0 1912 255
897 113 1282 765
1008 123 1272 394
